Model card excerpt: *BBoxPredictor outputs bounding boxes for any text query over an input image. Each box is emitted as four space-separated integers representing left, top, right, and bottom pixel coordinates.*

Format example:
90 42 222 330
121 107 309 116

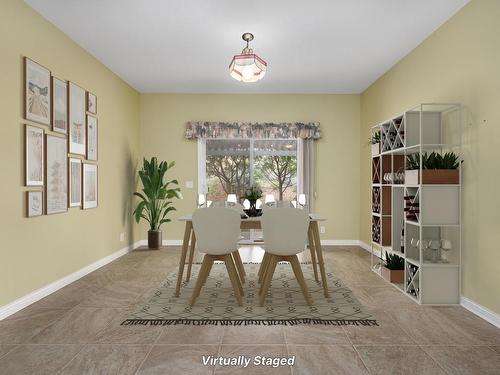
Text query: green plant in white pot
134 157 181 249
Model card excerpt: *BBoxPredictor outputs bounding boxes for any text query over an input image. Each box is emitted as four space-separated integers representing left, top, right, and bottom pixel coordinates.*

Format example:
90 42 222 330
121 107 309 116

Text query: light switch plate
119 233 125 242
185 180 193 189
320 226 326 234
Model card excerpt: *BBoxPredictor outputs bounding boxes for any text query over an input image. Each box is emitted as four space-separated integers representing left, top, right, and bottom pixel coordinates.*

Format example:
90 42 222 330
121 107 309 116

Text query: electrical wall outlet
185 180 193 189
320 226 326 234
119 233 125 242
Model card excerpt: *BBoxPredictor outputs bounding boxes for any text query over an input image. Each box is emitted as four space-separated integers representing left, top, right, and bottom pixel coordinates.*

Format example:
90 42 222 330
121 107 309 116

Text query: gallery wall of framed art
22 56 99 217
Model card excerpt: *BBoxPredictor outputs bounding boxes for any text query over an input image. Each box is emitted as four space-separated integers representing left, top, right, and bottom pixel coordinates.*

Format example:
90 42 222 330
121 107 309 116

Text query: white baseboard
461 296 500 328
0 241 142 321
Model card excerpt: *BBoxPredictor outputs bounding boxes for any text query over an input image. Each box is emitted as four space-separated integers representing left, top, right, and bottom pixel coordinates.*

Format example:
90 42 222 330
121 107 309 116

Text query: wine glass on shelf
440 239 452 263
429 239 441 263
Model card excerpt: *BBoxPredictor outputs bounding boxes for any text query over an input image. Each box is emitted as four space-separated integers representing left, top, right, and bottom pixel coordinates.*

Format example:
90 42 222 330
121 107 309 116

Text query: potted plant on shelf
405 152 460 185
134 157 181 249
381 251 404 283
242 185 263 217
370 131 381 156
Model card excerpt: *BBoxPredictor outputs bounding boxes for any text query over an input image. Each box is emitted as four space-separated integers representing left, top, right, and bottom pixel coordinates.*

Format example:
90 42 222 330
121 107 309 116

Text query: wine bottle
400 220 405 254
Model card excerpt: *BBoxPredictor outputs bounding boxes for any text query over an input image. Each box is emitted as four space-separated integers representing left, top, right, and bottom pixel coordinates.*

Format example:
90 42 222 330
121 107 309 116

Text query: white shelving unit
370 103 462 304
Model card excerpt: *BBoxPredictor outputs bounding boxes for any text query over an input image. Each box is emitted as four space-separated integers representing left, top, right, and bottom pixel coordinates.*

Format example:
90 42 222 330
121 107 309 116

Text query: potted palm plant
381 251 404 283
134 157 181 249
405 152 460 184
370 131 381 156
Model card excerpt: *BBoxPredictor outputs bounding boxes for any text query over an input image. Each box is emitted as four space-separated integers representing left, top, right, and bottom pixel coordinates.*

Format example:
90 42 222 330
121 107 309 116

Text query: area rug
122 263 377 326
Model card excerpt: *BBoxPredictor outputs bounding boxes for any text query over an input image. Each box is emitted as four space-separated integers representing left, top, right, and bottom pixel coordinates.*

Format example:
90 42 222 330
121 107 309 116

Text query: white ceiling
25 0 469 93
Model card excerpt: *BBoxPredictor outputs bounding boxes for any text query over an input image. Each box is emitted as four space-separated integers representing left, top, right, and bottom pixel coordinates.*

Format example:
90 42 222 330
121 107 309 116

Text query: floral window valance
185 121 321 140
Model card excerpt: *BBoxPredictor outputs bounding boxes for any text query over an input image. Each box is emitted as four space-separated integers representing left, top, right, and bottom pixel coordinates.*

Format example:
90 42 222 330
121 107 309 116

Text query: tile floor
0 246 499 374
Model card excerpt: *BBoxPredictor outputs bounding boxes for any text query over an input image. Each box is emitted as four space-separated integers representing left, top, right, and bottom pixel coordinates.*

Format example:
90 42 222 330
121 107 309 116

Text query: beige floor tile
78 280 146 308
137 344 218 375
222 325 285 344
422 345 500 375
284 325 349 345
31 283 98 309
28 307 117 344
342 313 415 345
94 310 165 344
0 345 16 359
287 345 369 375
386 308 475 345
0 344 82 375
0 308 69 344
491 346 500 354
158 325 224 345
59 344 150 375
355 345 445 374
216 345 291 375
358 286 418 310
431 307 500 345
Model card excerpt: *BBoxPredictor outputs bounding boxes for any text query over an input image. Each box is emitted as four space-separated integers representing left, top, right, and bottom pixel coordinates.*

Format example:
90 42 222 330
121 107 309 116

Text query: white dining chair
259 207 313 306
190 207 245 306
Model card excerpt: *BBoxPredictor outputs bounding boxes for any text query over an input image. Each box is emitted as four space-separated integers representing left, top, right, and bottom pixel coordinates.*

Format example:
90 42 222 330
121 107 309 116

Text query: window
199 139 298 202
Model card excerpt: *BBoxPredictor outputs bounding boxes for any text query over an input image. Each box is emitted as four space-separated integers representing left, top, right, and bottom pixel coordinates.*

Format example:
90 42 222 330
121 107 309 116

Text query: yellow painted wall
360 0 500 313
0 0 140 307
140 94 361 242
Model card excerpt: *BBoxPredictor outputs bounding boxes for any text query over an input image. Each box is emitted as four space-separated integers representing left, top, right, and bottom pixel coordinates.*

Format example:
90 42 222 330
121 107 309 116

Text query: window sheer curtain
297 138 315 212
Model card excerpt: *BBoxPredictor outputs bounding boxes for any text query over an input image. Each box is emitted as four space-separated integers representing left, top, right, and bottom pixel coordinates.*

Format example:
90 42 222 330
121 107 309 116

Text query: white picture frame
69 158 82 208
87 92 97 114
52 77 68 134
45 134 68 215
86 115 98 161
25 125 44 186
27 191 43 217
24 58 51 125
83 163 98 209
69 82 86 155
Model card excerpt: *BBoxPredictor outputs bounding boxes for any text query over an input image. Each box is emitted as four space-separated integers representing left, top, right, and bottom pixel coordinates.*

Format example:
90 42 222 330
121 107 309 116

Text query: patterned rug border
121 318 379 326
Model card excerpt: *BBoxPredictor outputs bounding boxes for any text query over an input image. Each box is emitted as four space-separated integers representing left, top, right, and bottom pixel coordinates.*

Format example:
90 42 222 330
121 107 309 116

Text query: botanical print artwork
27 191 43 217
25 58 51 125
46 135 68 214
86 115 98 161
83 164 98 209
25 125 44 186
87 92 97 114
69 82 86 155
185 121 322 140
53 78 68 134
69 158 82 207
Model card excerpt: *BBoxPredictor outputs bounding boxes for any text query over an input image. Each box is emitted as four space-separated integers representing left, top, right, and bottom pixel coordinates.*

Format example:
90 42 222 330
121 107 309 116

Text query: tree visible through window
204 139 297 202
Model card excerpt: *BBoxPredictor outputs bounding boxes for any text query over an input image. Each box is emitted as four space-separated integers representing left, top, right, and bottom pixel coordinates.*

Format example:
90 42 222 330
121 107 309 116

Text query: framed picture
69 158 82 207
86 115 98 161
27 191 43 217
45 134 68 215
24 57 51 125
52 77 68 134
87 92 97 114
69 82 86 155
25 125 44 186
83 163 98 209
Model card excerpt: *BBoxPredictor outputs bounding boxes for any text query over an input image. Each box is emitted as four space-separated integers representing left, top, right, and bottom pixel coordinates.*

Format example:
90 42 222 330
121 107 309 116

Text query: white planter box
371 143 380 157
405 170 419 185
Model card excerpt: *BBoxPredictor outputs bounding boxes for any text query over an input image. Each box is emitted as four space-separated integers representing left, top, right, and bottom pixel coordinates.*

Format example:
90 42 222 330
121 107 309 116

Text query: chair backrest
192 207 241 255
261 207 309 255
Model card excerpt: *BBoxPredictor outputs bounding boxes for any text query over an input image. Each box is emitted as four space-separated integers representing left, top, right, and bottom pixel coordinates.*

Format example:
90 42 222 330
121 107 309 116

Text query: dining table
174 213 329 298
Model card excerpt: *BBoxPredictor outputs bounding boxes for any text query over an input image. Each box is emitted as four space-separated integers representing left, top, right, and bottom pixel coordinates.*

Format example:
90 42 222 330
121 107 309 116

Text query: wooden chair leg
290 255 313 306
185 231 196 282
258 252 271 284
232 250 246 284
196 256 214 298
190 255 211 306
308 226 319 282
224 255 243 306
259 255 278 306
258 252 269 277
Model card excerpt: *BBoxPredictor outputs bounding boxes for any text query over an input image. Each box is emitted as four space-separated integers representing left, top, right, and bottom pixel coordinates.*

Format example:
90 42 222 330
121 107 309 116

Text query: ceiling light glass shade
229 53 267 83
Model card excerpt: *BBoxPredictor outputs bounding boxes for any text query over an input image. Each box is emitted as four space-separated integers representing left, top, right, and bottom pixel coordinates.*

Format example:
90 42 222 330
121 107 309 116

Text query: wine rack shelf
369 103 462 305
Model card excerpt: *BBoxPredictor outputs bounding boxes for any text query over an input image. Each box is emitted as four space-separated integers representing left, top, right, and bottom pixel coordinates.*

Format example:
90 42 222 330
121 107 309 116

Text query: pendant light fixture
229 33 267 83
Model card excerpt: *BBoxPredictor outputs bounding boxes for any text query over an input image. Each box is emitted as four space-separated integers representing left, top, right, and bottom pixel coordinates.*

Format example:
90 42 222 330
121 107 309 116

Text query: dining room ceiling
25 0 469 93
